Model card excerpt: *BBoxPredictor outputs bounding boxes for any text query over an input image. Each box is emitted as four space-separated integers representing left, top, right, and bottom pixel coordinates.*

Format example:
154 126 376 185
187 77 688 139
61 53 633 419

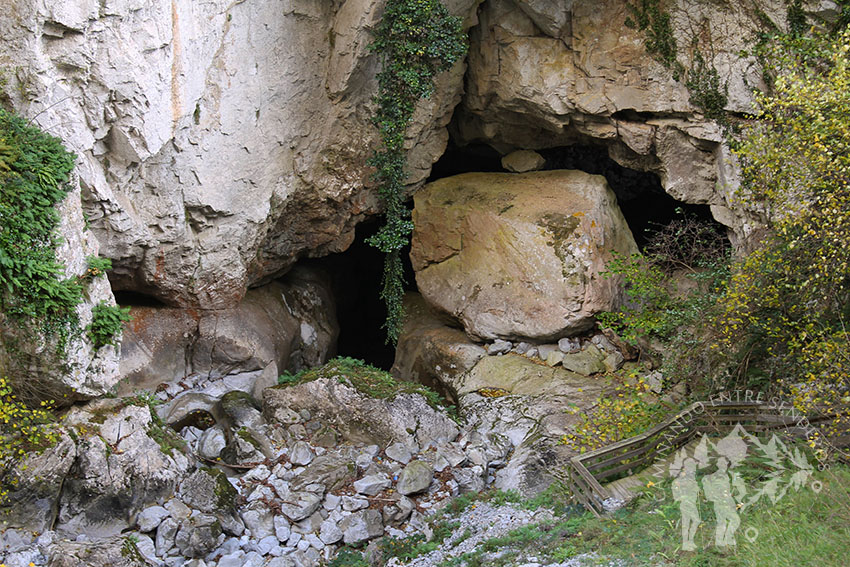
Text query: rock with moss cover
179 468 244 536
397 461 434 495
265 373 459 451
46 535 156 566
410 170 638 341
55 400 192 538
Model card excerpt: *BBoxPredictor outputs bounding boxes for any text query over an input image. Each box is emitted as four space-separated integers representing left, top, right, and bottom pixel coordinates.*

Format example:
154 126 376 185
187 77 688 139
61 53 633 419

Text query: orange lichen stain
572 211 585 217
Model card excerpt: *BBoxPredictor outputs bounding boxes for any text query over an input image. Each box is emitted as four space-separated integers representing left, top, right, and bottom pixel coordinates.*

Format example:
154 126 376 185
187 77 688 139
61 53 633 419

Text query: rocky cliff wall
1 0 478 310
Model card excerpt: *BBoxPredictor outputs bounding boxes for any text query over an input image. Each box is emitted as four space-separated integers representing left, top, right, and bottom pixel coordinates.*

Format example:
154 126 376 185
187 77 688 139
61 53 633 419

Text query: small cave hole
428 140 504 180
537 145 719 248
112 290 168 308
309 217 416 370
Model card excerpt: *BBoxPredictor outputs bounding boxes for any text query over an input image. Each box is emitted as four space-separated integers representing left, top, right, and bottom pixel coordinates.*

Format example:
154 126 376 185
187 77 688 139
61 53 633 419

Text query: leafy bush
0 375 58 500
83 255 112 281
597 214 730 358
86 302 131 349
715 27 850 428
367 0 467 344
561 372 669 453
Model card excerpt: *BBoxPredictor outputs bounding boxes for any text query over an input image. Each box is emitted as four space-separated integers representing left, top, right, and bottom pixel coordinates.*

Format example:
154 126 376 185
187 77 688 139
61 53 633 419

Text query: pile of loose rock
0 375 517 567
484 331 637 376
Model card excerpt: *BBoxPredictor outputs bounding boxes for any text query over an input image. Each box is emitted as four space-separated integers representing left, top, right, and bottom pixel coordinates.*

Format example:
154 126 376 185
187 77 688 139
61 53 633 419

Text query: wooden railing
566 399 846 515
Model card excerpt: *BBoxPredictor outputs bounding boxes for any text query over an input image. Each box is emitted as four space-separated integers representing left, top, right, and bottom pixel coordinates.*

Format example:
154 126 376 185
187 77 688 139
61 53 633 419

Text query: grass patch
568 460 850 567
277 356 457 419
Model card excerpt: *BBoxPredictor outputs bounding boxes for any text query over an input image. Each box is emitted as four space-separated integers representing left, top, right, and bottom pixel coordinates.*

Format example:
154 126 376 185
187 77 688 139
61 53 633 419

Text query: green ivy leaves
367 0 467 344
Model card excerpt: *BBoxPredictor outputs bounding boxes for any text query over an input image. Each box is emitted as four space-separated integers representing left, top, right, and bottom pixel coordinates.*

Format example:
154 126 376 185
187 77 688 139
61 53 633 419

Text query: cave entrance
428 141 720 250
310 217 416 370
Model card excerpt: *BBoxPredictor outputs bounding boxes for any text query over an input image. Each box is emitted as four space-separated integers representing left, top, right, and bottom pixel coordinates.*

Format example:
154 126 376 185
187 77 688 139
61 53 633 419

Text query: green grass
568 461 850 567
277 356 457 419
389 459 850 567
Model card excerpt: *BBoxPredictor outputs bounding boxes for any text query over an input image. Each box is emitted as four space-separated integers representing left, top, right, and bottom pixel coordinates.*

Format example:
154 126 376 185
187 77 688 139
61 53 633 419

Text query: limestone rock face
456 0 800 243
56 400 192 538
411 170 638 341
0 0 478 309
118 266 338 392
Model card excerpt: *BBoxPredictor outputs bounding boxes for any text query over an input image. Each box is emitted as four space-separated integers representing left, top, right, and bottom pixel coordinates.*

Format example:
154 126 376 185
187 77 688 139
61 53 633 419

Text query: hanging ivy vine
367 0 467 344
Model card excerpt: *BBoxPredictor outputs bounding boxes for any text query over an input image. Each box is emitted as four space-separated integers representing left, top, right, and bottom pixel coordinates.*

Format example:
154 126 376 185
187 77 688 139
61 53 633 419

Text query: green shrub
83 255 112 281
0 108 81 349
716 27 850 428
86 302 131 349
0 375 58 500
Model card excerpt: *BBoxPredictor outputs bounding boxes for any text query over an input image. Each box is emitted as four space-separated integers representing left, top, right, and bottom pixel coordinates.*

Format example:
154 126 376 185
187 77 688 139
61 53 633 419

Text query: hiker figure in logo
702 456 742 547
671 456 701 551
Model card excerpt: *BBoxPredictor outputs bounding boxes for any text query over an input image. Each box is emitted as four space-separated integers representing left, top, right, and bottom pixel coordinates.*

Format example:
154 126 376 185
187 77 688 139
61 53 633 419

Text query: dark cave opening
112 290 168 307
310 217 416 371
429 141 720 249
319 142 727 371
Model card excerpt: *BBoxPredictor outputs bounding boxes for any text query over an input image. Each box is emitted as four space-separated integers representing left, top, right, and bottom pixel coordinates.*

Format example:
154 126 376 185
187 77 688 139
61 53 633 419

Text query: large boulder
55 400 192 538
264 378 459 451
0 431 77 532
411 170 638 341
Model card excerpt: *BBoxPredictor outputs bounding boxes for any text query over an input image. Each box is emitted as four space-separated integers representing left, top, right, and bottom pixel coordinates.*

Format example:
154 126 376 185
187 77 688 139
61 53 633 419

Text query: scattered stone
340 510 383 545
274 515 291 543
322 494 341 511
136 505 170 533
341 495 369 511
385 442 412 464
544 351 565 367
353 474 391 496
397 461 434 496
501 150 545 173
560 345 606 376
557 337 580 354
241 502 275 539
175 514 222 558
279 492 322 522
487 340 512 355
219 391 264 429
514 342 532 355
156 517 179 556
289 441 315 466
536 344 559 360
319 519 343 545
646 370 664 393
603 351 625 373
453 468 486 494
165 499 192 522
